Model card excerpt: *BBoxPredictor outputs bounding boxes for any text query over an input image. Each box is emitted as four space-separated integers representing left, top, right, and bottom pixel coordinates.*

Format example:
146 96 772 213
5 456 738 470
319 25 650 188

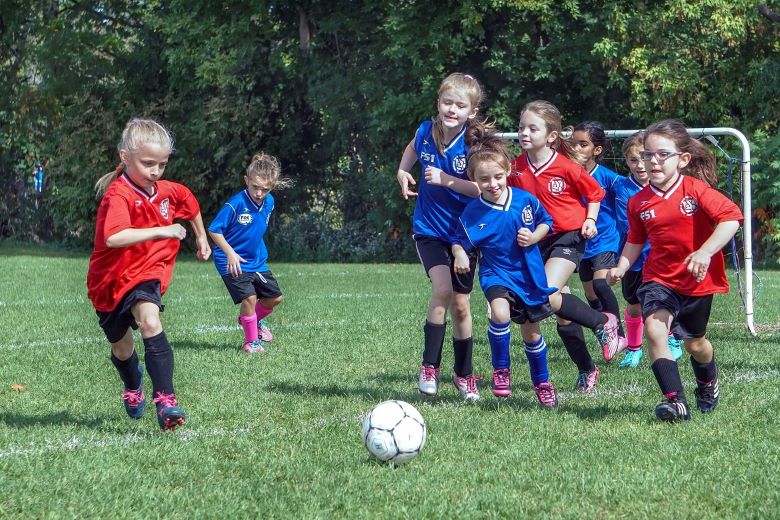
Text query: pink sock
624 309 644 350
255 303 273 320
239 314 259 344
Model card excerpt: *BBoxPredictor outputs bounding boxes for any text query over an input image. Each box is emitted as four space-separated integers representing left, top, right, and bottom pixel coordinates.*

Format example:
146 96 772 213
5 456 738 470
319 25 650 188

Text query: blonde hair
245 152 293 190
466 135 512 181
432 73 492 155
621 131 645 159
95 118 175 196
520 100 577 159
644 119 717 186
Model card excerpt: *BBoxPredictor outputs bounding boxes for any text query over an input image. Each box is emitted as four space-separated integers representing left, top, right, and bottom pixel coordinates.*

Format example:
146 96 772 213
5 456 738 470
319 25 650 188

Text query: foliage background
2 1 780 262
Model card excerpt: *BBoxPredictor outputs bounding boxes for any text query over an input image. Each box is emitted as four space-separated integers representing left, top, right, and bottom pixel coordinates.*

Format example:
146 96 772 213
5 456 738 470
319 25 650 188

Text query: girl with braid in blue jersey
571 121 628 350
209 153 293 353
396 73 490 401
452 136 559 407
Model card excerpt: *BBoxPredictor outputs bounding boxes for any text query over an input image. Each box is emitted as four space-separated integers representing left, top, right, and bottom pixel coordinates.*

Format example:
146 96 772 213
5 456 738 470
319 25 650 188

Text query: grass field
1 245 779 518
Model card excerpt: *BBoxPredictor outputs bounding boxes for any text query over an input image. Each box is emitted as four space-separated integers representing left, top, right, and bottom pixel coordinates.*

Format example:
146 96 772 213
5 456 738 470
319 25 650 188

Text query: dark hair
644 119 717 186
466 135 511 180
574 120 608 163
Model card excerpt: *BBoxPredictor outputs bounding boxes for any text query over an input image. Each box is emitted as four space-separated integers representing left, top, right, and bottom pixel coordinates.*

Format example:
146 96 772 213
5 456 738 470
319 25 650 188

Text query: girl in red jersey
608 119 742 421
508 100 623 392
87 118 211 431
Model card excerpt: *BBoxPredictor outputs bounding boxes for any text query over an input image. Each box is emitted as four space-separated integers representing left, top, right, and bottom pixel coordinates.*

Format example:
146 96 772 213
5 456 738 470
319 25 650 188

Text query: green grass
1 248 779 518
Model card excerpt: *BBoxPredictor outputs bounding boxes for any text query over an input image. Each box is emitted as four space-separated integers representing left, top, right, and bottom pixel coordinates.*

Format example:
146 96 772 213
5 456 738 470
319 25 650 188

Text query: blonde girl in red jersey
608 119 742 421
508 100 623 392
87 118 211 431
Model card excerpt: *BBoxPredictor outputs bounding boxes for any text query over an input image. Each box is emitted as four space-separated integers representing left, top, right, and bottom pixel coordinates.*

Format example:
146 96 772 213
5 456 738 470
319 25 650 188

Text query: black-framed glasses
639 150 682 162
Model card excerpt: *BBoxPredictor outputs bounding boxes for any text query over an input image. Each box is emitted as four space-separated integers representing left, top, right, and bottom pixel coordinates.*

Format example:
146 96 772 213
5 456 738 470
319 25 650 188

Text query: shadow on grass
558 403 649 422
169 339 234 351
265 380 477 406
0 411 106 429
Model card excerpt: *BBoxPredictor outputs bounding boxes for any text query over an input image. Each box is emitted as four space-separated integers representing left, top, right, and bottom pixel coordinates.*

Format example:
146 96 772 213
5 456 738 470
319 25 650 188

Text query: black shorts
414 234 476 294
484 285 554 324
621 270 643 305
538 230 585 269
96 280 164 344
578 251 617 282
637 281 713 339
221 271 283 305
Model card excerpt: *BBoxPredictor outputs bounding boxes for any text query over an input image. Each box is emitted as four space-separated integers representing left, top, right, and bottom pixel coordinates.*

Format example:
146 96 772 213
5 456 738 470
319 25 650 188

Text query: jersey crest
238 213 253 225
548 176 566 195
679 195 699 216
159 198 170 219
452 154 467 175
521 205 534 226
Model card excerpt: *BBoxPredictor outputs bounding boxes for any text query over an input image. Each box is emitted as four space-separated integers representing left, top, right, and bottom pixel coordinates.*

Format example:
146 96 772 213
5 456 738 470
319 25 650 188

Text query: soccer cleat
668 336 684 361
575 365 600 393
620 349 644 368
491 368 512 397
121 365 146 419
258 319 274 343
418 365 440 397
533 381 559 408
694 379 720 413
595 313 627 362
243 339 265 353
153 392 186 431
655 396 691 421
452 374 482 402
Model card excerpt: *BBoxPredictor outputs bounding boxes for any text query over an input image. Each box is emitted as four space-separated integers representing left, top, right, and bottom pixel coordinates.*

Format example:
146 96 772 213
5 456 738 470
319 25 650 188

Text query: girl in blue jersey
452 136 559 407
571 121 627 346
396 72 489 401
614 133 684 367
209 153 293 353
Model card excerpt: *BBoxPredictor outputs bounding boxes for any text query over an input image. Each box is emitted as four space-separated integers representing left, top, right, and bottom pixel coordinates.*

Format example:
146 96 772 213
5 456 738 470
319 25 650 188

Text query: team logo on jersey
420 151 436 165
135 200 142 207
679 196 699 216
522 205 534 226
478 223 487 230
452 154 467 175
548 177 566 195
159 198 170 219
238 213 253 225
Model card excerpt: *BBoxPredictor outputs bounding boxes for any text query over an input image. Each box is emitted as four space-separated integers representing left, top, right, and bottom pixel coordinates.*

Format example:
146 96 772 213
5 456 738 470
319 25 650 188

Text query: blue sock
524 336 549 386
488 320 511 369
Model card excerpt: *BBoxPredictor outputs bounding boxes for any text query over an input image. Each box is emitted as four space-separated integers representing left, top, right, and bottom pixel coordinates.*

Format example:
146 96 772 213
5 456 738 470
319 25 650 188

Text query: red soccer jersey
87 174 201 312
509 151 604 233
626 175 743 296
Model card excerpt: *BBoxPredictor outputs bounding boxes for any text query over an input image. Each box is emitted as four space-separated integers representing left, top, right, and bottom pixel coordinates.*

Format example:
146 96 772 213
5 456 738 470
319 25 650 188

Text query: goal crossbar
498 128 756 336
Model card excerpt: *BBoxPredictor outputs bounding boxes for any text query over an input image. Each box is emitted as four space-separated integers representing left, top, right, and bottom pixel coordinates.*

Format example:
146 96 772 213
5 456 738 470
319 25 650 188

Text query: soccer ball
362 400 426 464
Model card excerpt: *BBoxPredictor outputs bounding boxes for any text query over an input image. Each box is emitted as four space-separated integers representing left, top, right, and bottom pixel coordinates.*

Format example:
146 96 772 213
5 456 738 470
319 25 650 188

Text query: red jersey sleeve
572 165 605 203
170 183 200 220
697 184 744 225
101 193 133 242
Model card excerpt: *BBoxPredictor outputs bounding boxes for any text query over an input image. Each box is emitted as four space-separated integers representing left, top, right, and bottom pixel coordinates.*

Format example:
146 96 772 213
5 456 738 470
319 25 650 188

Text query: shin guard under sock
453 337 473 377
488 320 511 369
144 331 175 397
557 322 595 373
557 293 605 330
422 321 446 368
624 309 644 350
524 336 549 385
239 313 259 344
690 353 717 383
651 358 686 399
111 350 141 389
593 279 624 336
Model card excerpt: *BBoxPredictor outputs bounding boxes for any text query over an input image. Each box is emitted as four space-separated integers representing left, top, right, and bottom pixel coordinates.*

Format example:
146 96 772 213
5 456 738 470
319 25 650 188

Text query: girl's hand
452 251 471 274
397 169 417 199
226 251 247 277
166 224 187 240
195 236 211 261
581 218 597 239
516 228 536 247
424 166 448 187
606 267 624 286
684 249 712 283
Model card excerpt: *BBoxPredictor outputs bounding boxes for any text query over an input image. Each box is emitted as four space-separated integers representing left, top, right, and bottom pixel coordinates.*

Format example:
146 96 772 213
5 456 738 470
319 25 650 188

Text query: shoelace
153 392 177 409
462 375 483 394
421 366 439 381
699 381 718 400
122 388 144 406
494 370 510 387
536 384 556 404
259 319 270 330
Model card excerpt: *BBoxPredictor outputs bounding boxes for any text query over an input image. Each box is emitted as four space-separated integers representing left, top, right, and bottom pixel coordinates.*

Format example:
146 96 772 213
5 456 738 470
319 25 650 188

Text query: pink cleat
491 368 512 397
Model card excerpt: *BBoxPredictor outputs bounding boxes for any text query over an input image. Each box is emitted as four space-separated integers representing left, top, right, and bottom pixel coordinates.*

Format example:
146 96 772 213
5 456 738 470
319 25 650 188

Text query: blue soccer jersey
614 174 650 272
455 188 555 306
583 164 622 259
209 190 275 276
412 119 474 241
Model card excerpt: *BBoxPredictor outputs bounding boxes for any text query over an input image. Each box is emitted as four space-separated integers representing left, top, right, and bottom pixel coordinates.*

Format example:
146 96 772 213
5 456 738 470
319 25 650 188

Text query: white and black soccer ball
362 400 426 464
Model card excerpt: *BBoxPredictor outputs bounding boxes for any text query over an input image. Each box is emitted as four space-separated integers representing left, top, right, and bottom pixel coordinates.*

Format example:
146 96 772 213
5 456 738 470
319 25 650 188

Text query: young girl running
608 119 742 421
508 101 623 392
209 153 292 353
614 132 684 368
87 118 211 431
451 136 559 407
396 72 487 401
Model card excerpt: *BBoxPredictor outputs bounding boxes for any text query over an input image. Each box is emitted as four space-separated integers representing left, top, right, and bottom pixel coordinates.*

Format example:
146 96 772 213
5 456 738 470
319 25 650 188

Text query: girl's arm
106 225 187 248
397 140 418 199
607 242 644 285
517 223 550 247
451 244 471 274
209 230 247 276
581 201 600 238
188 212 212 261
684 220 740 282
424 166 479 197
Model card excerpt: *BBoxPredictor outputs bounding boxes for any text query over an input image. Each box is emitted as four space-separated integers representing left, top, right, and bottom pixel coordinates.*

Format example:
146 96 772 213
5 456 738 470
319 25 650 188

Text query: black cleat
655 396 691 422
694 379 720 413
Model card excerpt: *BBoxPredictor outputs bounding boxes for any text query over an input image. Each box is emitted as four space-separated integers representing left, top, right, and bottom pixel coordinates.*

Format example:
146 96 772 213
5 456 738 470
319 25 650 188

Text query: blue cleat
122 365 146 419
668 336 684 361
153 392 186 431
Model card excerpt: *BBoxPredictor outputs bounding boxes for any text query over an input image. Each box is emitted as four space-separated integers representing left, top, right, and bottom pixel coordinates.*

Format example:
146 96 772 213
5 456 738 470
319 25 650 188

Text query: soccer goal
498 128 757 336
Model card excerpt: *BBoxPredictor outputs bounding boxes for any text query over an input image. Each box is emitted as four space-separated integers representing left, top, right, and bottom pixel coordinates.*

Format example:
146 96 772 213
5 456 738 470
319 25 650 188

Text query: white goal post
498 128 756 336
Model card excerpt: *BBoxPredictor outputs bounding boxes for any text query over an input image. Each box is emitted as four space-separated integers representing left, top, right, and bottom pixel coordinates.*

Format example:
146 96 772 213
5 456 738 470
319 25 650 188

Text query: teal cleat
620 349 644 368
668 336 684 361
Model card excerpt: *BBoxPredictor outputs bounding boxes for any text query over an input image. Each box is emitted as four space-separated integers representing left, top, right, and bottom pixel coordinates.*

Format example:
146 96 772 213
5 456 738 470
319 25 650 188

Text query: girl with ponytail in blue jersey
396 72 490 401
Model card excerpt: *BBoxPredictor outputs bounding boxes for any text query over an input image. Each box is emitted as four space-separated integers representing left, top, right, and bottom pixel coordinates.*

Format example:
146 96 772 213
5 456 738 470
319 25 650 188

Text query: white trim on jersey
477 188 513 212
442 126 467 154
649 174 684 199
528 151 558 177
121 173 158 201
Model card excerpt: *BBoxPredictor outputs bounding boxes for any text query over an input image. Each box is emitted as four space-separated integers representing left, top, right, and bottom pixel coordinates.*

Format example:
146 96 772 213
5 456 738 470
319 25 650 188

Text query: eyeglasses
639 151 682 162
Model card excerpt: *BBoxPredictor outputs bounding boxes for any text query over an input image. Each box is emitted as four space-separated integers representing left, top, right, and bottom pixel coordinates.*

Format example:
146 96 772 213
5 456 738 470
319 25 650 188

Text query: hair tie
464 74 474 80
114 165 124 174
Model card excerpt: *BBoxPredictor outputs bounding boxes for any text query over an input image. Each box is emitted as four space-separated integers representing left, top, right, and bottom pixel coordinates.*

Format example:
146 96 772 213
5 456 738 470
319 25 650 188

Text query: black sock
111 350 141 389
690 354 717 384
557 293 606 330
422 321 446 368
587 297 603 312
651 358 686 400
144 331 175 397
593 279 624 336
453 337 473 377
557 322 595 373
